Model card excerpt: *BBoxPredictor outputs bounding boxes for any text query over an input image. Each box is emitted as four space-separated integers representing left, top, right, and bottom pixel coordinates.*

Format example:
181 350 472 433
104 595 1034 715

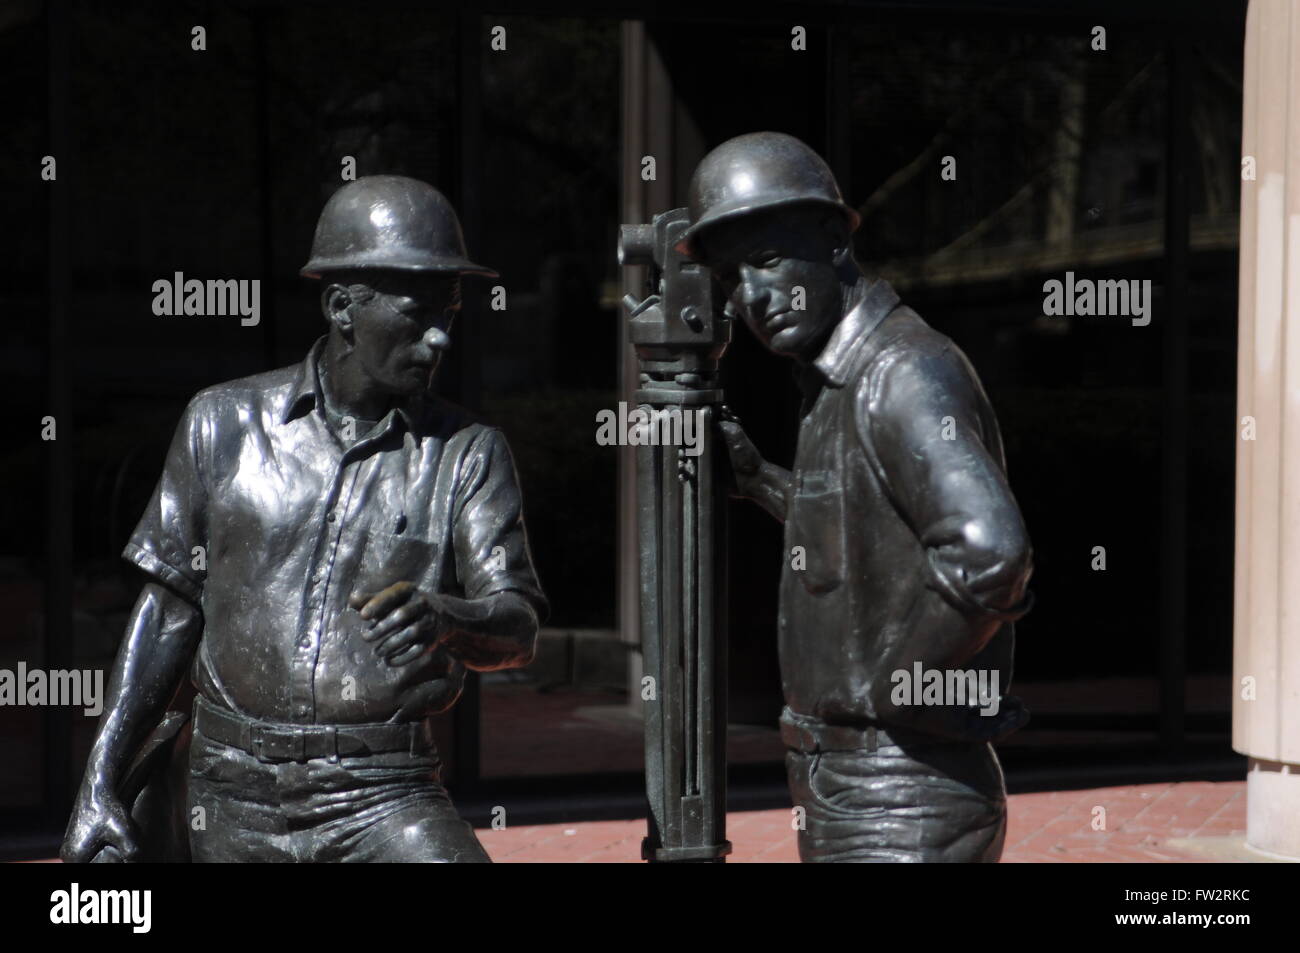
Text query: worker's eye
753 252 782 268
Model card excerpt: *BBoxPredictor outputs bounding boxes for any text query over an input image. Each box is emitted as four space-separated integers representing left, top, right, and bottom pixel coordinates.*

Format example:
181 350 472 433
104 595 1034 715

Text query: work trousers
782 710 1007 863
186 722 489 863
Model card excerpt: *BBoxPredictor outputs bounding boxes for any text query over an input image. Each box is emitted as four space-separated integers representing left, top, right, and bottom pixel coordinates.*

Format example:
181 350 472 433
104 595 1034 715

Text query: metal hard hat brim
676 194 862 257
300 253 498 280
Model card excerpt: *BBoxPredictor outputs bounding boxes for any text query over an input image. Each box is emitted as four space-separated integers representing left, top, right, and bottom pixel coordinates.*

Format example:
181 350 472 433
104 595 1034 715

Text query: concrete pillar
1234 0 1300 860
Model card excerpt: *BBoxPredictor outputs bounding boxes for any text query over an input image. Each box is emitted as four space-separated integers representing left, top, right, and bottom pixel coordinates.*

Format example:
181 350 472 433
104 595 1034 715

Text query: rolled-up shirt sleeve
123 394 211 605
451 427 549 620
857 343 1032 622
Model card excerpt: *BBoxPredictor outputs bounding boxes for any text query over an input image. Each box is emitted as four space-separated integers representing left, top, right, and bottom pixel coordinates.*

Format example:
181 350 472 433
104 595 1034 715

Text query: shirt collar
810 276 901 388
280 335 426 436
281 337 326 424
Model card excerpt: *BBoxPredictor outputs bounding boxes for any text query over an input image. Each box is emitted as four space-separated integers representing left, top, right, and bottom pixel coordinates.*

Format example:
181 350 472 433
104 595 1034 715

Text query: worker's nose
737 264 767 309
422 326 451 352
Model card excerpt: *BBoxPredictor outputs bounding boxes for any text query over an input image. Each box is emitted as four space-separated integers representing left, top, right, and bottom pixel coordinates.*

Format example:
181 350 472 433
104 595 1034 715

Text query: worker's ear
822 212 852 266
323 284 355 342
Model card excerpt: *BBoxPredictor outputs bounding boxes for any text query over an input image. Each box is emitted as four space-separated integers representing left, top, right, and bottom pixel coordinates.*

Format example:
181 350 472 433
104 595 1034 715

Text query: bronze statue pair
63 133 1031 864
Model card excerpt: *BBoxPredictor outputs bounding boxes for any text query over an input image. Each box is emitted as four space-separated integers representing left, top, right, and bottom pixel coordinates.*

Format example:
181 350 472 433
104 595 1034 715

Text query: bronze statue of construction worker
684 132 1034 862
62 175 546 863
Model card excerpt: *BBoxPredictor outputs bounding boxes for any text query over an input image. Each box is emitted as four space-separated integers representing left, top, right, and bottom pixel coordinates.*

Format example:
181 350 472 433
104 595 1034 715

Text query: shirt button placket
301 459 360 724
294 464 348 723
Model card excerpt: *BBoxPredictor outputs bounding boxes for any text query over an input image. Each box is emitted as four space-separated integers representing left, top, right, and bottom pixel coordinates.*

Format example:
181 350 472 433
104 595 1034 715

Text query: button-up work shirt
779 277 1032 738
125 337 547 725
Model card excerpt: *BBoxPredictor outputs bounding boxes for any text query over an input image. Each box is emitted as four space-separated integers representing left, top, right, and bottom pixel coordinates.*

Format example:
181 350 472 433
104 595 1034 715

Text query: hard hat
678 132 860 257
301 175 498 279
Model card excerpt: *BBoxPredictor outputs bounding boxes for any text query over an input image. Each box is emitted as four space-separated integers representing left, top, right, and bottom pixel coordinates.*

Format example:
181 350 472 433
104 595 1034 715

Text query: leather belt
779 707 935 754
193 696 435 764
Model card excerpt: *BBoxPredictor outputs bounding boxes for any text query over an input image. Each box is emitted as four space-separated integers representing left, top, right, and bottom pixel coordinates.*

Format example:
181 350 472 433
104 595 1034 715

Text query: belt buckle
249 724 275 763
250 725 309 763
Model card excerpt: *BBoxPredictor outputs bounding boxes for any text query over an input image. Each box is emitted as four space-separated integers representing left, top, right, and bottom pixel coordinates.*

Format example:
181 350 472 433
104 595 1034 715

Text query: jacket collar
811 276 901 388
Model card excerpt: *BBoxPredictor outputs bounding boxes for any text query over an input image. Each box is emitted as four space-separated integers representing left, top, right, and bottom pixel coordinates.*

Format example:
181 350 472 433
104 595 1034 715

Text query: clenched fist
350 581 453 667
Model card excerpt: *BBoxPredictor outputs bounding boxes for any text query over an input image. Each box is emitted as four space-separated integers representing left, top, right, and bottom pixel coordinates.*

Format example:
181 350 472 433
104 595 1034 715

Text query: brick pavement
479 780 1249 863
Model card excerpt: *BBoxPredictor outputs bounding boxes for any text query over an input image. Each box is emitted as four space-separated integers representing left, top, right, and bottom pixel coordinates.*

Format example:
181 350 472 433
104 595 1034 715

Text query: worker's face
697 207 848 362
327 272 461 396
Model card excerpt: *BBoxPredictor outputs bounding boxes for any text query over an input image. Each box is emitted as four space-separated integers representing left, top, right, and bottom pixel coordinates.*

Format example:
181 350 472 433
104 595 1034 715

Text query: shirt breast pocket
787 470 846 595
370 531 442 591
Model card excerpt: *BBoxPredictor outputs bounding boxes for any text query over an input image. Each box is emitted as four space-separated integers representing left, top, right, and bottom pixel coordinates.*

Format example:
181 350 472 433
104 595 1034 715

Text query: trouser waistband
193 695 435 764
779 707 939 754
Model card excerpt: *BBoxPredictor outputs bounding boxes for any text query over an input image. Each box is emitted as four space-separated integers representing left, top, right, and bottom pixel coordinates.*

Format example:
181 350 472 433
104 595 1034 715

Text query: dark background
1 0 1246 854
